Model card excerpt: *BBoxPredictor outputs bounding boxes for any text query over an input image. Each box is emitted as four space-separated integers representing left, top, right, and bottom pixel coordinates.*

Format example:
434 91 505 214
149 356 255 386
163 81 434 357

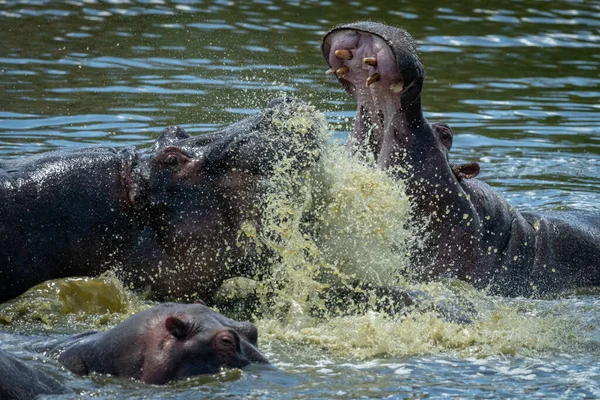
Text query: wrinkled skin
0 348 68 400
322 22 600 297
0 98 323 302
44 303 268 384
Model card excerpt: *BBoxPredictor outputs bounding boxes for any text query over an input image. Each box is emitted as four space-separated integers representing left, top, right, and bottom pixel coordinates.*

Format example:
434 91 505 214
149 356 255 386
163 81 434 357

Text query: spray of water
233 103 596 358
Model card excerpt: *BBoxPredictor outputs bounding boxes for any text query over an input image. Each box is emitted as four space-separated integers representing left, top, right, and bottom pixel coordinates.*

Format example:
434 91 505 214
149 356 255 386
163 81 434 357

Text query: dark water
1 0 600 398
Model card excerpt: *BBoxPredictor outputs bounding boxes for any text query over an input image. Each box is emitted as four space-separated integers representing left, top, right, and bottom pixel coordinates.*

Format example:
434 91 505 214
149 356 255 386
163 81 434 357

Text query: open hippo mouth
321 22 426 170
320 22 600 299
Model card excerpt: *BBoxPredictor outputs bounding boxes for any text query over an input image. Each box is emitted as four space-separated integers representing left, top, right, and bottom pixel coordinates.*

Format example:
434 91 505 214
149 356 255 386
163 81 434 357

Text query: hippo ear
165 316 192 339
152 126 191 151
451 162 480 181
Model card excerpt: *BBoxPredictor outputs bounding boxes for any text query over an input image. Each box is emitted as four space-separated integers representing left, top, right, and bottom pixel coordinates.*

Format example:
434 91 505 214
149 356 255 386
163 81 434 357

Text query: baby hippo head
58 303 268 385
146 303 269 383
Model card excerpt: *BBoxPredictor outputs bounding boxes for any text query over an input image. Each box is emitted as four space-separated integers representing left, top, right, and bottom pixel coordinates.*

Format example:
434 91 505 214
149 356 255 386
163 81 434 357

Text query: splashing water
234 104 598 359
0 273 148 333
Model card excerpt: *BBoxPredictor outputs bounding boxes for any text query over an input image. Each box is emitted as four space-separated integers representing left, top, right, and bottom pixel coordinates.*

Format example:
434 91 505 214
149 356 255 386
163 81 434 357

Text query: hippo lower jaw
322 22 426 169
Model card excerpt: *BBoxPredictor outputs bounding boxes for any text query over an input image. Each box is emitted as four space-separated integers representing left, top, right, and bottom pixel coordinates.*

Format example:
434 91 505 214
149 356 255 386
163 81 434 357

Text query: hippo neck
400 139 539 294
59 329 146 380
385 121 490 280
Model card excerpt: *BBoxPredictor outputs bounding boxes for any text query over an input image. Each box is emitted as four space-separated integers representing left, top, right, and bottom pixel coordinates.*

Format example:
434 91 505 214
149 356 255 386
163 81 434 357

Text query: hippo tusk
334 48 353 60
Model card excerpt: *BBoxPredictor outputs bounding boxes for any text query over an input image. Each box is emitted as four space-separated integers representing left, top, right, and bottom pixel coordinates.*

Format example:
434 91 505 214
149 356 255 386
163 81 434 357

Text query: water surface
1 0 600 398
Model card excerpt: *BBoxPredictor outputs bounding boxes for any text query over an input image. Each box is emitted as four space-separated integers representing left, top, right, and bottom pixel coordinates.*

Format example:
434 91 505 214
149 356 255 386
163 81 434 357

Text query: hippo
322 22 600 297
0 348 68 400
0 98 324 303
42 303 268 384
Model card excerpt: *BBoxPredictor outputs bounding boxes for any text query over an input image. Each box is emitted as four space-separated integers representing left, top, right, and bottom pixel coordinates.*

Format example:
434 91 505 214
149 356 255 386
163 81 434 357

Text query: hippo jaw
322 22 437 172
322 23 488 281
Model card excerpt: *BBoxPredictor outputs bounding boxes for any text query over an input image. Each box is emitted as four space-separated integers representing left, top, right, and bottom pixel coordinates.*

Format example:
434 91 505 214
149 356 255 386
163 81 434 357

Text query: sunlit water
1 0 600 398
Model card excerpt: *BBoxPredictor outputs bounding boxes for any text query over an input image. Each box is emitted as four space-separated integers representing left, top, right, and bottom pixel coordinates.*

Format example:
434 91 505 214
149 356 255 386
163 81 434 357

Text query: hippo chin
45 303 268 384
0 98 324 303
322 22 600 297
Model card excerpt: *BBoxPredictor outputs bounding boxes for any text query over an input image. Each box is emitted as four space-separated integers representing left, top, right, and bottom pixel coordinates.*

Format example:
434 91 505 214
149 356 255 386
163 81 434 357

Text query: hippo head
322 22 489 280
321 22 479 190
58 303 268 384
125 98 325 301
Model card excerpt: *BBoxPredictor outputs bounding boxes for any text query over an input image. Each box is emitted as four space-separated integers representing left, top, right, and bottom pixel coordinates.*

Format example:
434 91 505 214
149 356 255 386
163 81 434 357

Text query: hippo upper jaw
239 339 269 364
322 22 429 170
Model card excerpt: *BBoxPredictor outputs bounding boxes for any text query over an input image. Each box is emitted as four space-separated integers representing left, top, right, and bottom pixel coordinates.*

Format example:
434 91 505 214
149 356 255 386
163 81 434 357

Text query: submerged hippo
0 348 68 400
322 22 600 297
43 303 268 384
0 98 324 302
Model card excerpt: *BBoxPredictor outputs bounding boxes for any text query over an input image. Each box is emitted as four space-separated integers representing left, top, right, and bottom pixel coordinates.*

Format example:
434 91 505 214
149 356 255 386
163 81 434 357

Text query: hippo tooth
363 57 377 67
326 67 336 75
366 73 381 87
335 66 349 78
334 49 353 60
389 81 404 93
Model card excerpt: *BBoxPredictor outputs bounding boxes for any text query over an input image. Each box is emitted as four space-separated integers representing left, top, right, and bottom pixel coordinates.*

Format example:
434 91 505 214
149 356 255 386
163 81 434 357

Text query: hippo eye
441 130 451 141
165 155 179 167
220 335 234 346
215 330 240 352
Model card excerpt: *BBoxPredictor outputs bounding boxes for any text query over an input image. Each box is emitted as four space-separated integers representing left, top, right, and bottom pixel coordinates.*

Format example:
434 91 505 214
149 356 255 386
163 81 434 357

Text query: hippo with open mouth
322 22 600 297
0 98 324 303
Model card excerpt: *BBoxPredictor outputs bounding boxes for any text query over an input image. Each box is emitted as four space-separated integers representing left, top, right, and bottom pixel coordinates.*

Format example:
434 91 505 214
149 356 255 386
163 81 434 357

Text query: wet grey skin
42 303 268 385
0 97 323 303
0 348 69 400
322 21 600 297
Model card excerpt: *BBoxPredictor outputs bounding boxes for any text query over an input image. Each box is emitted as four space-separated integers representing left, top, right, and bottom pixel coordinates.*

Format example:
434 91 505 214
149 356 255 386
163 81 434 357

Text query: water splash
234 105 598 358
0 273 148 333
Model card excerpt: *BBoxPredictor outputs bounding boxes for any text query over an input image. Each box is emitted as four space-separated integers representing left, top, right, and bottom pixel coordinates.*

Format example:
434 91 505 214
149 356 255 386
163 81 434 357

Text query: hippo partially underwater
0 303 268 398
0 98 324 303
322 21 600 297
48 303 269 384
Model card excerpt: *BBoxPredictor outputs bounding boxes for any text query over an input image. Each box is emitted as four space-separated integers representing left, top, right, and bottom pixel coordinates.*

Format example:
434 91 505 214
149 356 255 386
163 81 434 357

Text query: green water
1 0 600 398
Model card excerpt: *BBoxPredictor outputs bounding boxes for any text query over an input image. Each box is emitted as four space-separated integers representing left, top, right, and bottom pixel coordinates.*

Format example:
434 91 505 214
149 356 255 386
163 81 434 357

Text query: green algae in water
0 273 150 332
246 112 421 319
